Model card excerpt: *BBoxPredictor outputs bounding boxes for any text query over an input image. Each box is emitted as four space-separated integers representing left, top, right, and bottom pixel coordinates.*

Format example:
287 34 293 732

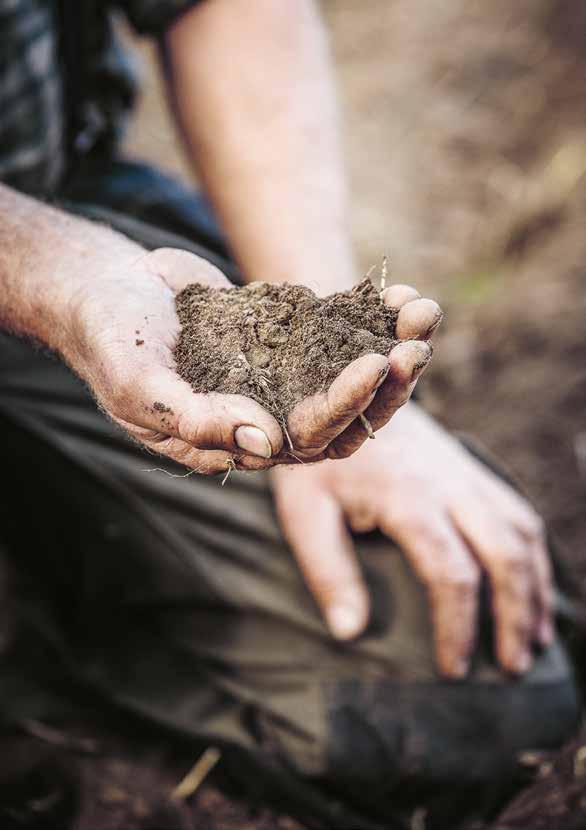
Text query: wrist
0 185 144 363
240 239 357 297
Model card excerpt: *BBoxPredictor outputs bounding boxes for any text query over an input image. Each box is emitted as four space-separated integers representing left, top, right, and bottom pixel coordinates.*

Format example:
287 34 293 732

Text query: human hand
276 281 442 463
271 402 553 677
67 248 441 473
64 247 284 473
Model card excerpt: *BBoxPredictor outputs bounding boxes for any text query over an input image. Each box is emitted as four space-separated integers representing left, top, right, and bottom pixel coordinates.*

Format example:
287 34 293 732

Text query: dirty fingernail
411 344 433 382
426 311 444 338
235 425 272 458
327 604 364 641
372 364 390 393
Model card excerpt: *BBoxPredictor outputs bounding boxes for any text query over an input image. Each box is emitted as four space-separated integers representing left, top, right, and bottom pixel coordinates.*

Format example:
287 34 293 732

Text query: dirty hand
66 247 281 474
271 401 553 677
68 247 440 474
281 281 441 464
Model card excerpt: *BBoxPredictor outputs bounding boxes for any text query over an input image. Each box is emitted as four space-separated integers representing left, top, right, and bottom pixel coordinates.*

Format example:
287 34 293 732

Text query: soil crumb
174 278 397 418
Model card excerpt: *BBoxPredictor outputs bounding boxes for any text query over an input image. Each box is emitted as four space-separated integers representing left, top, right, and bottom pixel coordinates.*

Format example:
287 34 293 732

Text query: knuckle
175 410 198 444
432 566 480 594
348 505 378 534
325 388 356 430
177 400 224 449
502 546 530 573
197 419 227 450
398 510 434 542
491 541 530 577
417 525 458 561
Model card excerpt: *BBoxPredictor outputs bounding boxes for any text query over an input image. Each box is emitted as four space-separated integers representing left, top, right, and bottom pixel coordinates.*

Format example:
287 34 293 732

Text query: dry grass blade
171 746 221 802
221 457 236 486
359 412 375 439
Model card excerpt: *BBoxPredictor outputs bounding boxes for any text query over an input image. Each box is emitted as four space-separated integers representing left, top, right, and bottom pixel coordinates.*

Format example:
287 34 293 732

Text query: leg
0 324 579 830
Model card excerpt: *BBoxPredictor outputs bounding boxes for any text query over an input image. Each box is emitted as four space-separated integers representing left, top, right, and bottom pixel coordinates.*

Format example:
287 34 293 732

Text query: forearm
164 0 355 295
0 183 142 360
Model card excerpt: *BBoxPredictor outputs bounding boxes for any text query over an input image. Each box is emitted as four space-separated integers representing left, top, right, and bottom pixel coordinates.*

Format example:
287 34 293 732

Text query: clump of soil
174 278 397 418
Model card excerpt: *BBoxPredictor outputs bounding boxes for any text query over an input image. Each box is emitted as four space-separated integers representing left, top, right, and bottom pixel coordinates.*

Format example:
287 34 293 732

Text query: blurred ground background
74 0 585 827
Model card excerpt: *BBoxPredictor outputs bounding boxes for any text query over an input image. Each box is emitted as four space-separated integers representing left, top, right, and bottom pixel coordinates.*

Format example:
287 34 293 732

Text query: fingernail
426 312 444 338
411 344 433 382
372 364 390 394
327 604 364 641
235 425 272 458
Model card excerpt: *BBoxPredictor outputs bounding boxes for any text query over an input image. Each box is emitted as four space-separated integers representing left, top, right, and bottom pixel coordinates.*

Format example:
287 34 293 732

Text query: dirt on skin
174 278 397 420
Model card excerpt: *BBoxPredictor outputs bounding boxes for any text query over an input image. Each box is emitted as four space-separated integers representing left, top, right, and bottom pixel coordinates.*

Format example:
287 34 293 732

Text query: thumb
276 481 370 640
122 367 284 458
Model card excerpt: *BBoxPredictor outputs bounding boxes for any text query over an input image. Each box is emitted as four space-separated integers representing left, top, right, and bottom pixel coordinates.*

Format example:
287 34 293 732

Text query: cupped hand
66 247 282 474
67 247 441 474
271 401 553 678
281 282 442 463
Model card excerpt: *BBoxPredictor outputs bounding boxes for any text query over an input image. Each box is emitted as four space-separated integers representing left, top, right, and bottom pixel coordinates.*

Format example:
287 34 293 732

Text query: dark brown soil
0 718 305 830
174 278 397 418
488 730 586 830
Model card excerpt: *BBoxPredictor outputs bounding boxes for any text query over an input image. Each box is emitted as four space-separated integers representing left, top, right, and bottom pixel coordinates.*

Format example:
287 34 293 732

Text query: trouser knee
315 666 579 827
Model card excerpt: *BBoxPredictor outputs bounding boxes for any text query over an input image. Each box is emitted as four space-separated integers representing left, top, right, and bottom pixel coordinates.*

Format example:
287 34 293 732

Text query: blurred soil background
49 1 585 828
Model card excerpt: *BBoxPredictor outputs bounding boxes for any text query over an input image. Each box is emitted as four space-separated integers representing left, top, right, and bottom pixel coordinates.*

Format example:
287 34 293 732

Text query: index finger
286 353 390 456
327 340 432 459
381 286 443 340
274 473 370 640
379 509 480 677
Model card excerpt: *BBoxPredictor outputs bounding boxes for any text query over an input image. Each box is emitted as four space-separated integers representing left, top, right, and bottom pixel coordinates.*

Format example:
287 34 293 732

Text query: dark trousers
0 159 579 829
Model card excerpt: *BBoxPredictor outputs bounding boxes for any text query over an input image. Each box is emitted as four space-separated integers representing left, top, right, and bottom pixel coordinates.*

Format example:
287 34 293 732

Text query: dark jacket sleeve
114 0 202 35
